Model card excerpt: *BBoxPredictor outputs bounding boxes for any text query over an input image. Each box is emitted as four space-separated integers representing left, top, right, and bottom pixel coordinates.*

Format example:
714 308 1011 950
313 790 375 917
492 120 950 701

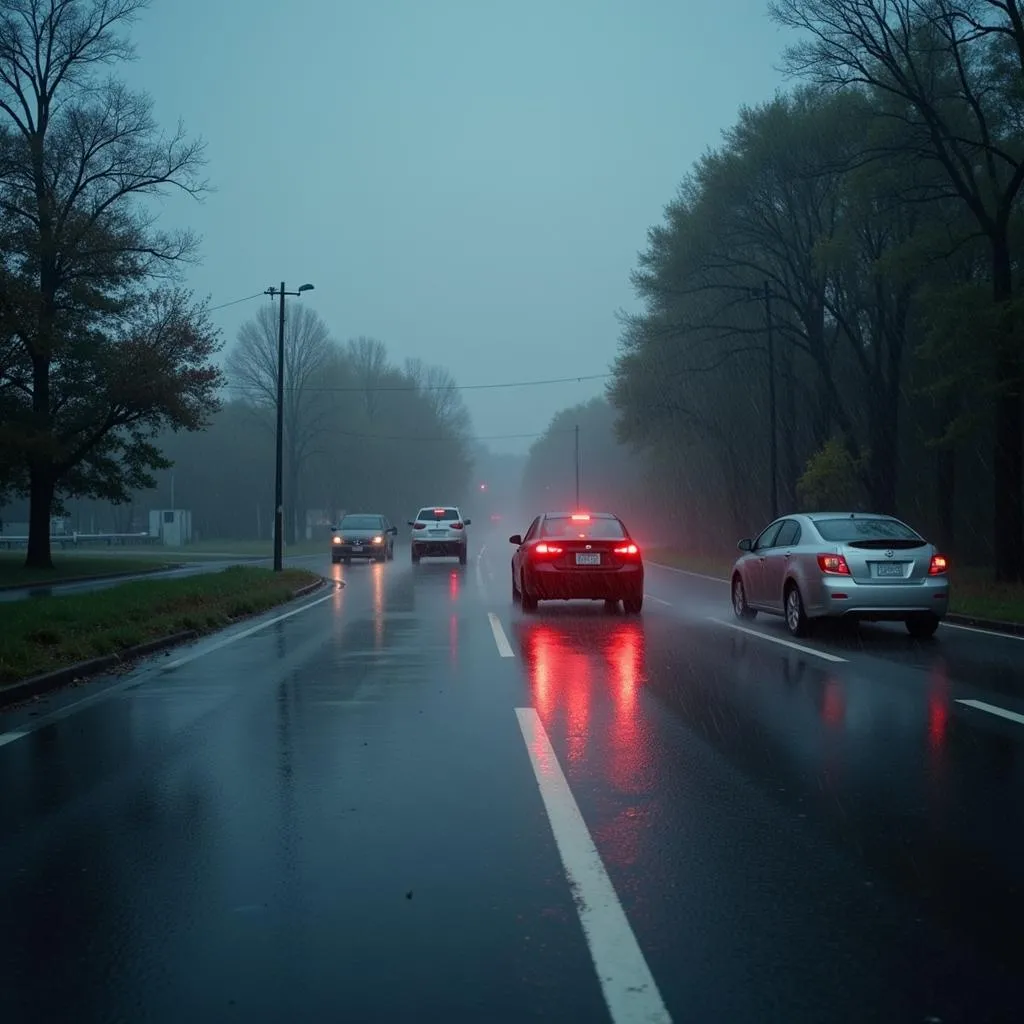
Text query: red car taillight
451 522 464 530
614 543 640 556
534 543 563 556
817 553 851 576
412 523 426 530
929 554 948 575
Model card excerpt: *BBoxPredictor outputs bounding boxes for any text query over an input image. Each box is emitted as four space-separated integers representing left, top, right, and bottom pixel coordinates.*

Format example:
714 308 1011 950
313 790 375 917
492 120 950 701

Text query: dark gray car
330 513 398 564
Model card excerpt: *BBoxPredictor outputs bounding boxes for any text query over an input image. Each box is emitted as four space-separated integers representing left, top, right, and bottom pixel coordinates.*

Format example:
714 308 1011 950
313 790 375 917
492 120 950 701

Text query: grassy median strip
0 566 320 686
0 552 179 588
647 548 1024 626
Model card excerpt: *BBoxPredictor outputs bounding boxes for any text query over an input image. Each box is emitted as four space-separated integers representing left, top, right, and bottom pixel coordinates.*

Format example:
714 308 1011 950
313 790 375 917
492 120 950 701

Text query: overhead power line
222 372 612 396
208 291 267 313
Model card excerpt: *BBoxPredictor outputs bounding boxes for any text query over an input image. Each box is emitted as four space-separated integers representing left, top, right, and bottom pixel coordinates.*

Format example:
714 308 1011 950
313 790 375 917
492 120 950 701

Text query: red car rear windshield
541 516 626 539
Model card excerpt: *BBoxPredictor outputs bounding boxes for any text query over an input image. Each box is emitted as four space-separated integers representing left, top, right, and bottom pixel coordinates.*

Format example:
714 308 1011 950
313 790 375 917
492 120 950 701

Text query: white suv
408 506 471 565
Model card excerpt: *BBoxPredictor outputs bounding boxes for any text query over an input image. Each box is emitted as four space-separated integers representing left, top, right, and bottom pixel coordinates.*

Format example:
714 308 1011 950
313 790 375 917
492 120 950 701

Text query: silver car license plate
352 545 363 552
875 562 904 577
576 553 600 566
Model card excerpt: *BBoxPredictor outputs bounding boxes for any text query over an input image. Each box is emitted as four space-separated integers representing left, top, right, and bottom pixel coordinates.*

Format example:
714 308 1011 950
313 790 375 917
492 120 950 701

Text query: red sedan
509 512 644 613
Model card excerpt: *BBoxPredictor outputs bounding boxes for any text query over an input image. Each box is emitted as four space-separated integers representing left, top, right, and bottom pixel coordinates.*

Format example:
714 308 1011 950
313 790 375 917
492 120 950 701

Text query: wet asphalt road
1 526 1023 1022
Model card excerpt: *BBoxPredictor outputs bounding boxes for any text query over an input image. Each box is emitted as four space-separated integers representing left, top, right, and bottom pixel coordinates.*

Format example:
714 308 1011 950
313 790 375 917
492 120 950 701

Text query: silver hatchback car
731 512 950 638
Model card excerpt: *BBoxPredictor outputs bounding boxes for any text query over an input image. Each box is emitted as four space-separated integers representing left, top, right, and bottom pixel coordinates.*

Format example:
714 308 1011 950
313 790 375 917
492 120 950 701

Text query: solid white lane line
956 699 1024 727
709 617 848 663
942 621 1024 641
488 612 514 658
0 590 336 749
0 729 28 749
163 590 335 669
515 708 672 1024
649 561 728 584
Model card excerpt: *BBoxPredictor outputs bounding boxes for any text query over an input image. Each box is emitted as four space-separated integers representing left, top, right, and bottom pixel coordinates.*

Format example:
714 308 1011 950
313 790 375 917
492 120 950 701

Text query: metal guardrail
0 533 161 551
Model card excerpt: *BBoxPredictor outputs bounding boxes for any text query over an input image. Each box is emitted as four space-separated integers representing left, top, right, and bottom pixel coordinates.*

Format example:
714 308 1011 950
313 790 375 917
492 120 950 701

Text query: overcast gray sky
127 0 789 454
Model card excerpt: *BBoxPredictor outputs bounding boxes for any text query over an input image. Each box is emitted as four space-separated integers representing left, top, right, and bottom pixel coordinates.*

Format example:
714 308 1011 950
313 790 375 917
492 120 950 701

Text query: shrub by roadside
0 566 321 687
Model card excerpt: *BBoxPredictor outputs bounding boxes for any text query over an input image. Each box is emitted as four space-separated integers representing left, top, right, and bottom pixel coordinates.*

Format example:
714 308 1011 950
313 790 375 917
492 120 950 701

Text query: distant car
408 506 471 564
731 512 950 638
509 511 644 613
330 513 398 564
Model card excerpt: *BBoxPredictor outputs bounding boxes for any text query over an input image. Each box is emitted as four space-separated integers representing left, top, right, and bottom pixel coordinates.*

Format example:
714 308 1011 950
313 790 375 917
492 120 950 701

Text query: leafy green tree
0 0 216 568
772 0 1024 579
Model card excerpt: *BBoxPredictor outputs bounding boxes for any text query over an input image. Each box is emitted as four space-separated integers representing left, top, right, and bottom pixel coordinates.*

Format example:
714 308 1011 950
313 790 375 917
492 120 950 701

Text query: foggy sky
125 0 787 454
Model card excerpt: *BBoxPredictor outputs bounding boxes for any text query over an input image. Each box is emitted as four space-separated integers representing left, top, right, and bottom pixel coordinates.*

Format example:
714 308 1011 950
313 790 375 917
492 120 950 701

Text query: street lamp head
298 283 314 293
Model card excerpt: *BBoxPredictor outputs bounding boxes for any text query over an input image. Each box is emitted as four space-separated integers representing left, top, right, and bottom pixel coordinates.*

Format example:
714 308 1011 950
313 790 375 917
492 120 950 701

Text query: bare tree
346 335 388 421
226 303 334 543
404 357 471 436
770 0 1024 578
0 0 213 567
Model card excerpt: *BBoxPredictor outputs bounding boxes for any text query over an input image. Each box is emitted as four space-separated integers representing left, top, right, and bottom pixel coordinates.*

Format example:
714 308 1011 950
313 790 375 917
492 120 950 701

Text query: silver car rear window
815 518 922 542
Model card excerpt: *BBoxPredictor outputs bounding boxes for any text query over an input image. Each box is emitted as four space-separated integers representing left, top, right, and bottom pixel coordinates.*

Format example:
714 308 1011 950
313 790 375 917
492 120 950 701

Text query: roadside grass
0 552 176 588
647 547 1024 625
0 539 328 587
0 566 320 686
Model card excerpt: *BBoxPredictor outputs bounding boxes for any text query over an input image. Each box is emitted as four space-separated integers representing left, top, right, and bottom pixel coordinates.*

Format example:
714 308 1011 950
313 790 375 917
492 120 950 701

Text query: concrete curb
0 573 333 709
945 612 1024 637
0 630 199 709
0 564 179 593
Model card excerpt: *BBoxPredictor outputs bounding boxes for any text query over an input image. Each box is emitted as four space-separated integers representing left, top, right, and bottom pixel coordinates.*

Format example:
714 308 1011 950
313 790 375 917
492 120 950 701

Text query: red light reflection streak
565 646 591 766
522 625 590 764
605 623 649 795
449 571 459 602
528 627 556 720
822 678 845 728
926 660 950 791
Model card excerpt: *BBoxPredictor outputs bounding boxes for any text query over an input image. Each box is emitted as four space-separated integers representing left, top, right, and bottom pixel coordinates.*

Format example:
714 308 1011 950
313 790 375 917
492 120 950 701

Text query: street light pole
265 281 315 571
765 279 778 520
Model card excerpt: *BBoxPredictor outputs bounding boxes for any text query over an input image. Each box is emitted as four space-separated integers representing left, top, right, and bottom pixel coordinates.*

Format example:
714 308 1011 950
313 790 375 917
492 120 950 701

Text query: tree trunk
991 238 1023 582
779 347 799 512
25 466 55 569
866 363 900 514
936 440 955 556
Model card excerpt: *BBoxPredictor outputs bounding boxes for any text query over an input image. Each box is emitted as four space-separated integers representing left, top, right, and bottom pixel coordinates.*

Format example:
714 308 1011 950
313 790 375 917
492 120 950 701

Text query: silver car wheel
786 588 801 632
732 578 745 616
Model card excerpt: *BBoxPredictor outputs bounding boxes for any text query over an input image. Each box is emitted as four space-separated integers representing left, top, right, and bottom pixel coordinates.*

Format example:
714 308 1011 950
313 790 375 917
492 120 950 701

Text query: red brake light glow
412 523 425 530
614 543 639 555
433 508 446 515
535 543 563 555
451 522 464 530
817 553 851 576
570 513 590 521
929 554 948 575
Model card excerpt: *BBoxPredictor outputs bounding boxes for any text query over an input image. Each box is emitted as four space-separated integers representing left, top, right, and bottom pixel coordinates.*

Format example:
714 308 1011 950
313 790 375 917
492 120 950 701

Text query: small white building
149 509 193 547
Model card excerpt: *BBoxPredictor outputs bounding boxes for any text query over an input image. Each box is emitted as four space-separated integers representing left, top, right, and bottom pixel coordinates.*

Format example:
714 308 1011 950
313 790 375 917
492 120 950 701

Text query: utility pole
265 281 315 571
575 424 580 509
765 280 778 520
